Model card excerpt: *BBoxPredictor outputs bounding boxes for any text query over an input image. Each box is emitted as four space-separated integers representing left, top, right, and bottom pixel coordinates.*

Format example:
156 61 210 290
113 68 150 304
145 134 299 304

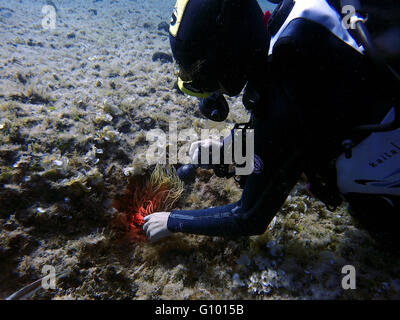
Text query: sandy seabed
0 0 400 300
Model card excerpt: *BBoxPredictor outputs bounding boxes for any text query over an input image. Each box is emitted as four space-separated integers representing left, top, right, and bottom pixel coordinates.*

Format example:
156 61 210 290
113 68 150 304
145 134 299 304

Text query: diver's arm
167 155 304 237
167 202 243 237
167 91 307 238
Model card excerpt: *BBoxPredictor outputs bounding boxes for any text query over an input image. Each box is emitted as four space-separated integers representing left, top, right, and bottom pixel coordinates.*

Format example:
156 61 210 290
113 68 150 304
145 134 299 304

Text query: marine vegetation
113 165 184 243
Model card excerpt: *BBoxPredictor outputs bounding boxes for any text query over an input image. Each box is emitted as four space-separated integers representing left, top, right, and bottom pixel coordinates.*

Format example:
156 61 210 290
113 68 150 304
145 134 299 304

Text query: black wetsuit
167 1 396 237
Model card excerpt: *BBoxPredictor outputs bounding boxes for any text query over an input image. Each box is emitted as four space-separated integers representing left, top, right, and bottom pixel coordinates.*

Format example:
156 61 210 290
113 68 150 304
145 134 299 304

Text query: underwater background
1 0 400 300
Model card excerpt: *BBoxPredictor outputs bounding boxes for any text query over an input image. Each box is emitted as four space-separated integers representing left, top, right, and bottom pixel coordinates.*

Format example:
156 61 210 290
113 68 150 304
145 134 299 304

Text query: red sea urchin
113 165 184 242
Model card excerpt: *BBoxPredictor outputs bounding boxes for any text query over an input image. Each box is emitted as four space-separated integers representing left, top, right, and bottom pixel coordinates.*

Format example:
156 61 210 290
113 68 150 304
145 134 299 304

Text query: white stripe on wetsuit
269 0 364 55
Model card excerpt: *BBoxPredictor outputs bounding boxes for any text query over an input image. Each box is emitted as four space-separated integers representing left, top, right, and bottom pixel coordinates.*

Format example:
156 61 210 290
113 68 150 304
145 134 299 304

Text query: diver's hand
143 212 172 242
189 139 223 165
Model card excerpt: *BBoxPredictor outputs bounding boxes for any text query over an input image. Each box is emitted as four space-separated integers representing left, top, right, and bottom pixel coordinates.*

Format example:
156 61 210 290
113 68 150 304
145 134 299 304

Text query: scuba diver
143 0 400 243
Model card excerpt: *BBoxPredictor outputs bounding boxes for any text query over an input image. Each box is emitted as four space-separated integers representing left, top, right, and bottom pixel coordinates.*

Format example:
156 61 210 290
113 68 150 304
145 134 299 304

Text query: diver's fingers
143 215 151 222
143 220 150 233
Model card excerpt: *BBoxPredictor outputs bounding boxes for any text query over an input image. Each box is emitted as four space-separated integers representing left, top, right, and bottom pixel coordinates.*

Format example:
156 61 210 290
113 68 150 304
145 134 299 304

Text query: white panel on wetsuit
269 0 364 55
336 108 400 196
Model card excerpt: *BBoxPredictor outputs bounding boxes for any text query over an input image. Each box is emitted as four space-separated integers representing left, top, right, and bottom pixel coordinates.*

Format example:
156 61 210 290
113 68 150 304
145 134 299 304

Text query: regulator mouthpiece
199 92 229 122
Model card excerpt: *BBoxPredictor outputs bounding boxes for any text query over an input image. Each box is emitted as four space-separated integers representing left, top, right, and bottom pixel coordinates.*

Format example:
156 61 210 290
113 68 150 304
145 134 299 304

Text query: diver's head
169 0 269 98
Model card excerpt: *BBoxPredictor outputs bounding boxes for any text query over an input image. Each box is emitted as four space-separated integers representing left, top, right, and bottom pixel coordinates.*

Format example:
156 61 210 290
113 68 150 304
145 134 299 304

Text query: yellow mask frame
177 77 213 99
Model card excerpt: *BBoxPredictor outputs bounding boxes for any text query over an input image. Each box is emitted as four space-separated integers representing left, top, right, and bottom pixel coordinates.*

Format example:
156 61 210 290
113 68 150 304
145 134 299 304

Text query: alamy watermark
42 5 56 30
145 121 255 176
341 265 356 290
41 265 56 290
341 5 366 30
